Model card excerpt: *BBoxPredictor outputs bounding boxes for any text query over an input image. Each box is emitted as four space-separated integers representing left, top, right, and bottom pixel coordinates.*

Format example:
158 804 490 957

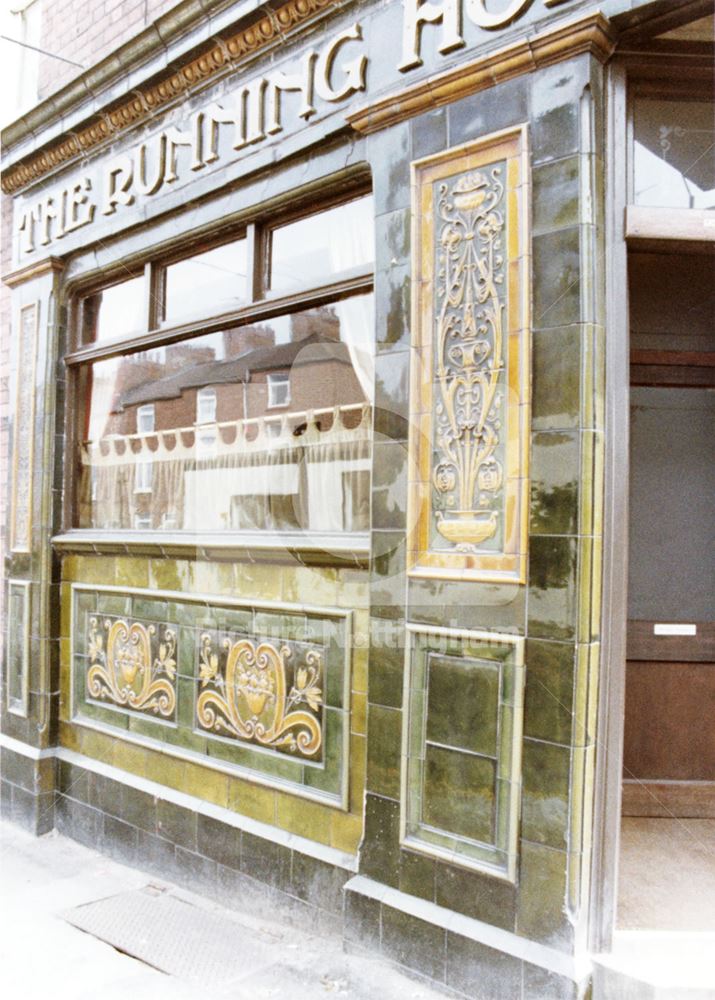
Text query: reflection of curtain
337 295 374 402
80 406 370 533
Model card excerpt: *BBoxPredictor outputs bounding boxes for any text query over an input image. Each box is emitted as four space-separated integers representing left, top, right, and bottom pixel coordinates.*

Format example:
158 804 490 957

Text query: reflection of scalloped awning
83 404 371 466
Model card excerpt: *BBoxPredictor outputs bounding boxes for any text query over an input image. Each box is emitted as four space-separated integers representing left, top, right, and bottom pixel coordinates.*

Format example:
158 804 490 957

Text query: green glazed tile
528 536 578 641
533 228 581 330
516 840 573 949
446 933 523 1000
96 594 131 617
529 432 579 536
366 705 401 799
524 640 576 745
371 440 408 530
531 327 581 430
399 849 435 902
435 862 516 930
533 157 580 233
131 598 168 622
521 739 571 849
422 745 495 844
381 905 446 983
360 794 401 887
425 655 499 757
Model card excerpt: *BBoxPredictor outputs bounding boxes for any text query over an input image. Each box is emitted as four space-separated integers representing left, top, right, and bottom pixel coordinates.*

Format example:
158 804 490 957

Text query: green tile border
6 579 31 717
400 623 525 882
69 583 353 809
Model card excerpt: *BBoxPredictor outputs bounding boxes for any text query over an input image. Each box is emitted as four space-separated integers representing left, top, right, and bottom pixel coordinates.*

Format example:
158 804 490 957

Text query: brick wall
37 0 180 99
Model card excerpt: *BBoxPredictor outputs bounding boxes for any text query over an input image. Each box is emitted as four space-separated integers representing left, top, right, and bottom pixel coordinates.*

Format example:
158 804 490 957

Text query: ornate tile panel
401 624 524 881
86 615 177 720
6 579 31 717
408 128 530 583
70 585 351 807
10 303 39 552
197 631 324 760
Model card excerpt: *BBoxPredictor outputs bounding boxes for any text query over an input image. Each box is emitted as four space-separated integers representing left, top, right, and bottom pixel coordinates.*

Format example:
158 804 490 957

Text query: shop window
633 97 715 210
70 191 374 539
81 273 145 345
163 239 248 326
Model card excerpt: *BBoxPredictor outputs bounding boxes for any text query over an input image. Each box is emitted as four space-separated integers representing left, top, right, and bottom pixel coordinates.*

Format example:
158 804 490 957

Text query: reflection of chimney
290 307 340 342
223 325 275 355
164 343 216 373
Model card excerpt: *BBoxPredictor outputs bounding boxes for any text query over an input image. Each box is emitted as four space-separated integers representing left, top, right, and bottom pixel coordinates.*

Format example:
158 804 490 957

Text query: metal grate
62 885 276 988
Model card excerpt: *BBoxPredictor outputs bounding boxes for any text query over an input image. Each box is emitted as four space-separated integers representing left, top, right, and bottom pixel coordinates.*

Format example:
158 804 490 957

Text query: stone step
592 932 715 1000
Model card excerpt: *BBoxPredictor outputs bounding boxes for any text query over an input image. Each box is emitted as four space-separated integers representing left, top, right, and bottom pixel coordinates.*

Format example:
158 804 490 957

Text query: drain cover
62 886 275 987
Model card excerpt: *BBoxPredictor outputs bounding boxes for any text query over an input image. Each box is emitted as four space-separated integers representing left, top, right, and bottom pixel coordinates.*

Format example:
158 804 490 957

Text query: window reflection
270 195 374 293
79 295 373 534
164 239 248 325
82 274 145 345
633 98 715 210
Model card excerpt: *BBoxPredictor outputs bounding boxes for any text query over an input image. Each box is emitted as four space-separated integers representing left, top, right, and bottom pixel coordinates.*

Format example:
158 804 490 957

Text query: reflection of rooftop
118 333 356 410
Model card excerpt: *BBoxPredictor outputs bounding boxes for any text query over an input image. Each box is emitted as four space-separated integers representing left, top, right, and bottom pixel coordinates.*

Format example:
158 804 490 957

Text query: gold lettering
314 23 368 103
266 51 317 135
164 111 205 182
133 136 166 196
465 0 532 29
102 156 135 215
65 178 96 232
399 0 464 72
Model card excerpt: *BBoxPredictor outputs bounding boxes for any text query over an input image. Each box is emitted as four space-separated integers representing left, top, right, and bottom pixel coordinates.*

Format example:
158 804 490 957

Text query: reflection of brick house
102 327 366 439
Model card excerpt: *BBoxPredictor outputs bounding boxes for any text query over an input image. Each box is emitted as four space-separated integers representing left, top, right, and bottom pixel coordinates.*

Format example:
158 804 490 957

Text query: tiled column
348 51 606 999
1 258 65 833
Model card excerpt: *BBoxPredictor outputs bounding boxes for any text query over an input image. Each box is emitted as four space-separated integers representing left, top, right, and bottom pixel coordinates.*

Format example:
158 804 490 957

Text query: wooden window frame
57 187 374 560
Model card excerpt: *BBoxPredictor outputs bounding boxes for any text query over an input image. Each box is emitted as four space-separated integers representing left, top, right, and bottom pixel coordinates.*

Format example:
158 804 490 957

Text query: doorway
618 248 715 931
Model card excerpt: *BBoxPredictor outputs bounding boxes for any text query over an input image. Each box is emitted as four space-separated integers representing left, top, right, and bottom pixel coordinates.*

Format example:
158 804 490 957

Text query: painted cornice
1 0 342 196
347 10 616 135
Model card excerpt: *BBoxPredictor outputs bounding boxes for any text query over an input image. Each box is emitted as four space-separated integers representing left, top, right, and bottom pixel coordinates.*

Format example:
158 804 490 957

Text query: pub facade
2 0 713 996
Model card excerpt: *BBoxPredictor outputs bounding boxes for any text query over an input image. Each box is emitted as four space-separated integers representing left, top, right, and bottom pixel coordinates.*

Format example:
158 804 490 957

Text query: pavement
0 820 451 1000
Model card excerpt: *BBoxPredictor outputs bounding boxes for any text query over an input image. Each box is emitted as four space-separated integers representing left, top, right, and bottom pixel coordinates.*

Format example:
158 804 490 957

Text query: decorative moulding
1 0 341 195
10 303 39 553
407 126 530 584
347 11 616 135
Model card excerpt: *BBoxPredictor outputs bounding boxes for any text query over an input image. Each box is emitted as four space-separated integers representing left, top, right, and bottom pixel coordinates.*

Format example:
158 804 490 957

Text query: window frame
59 186 374 561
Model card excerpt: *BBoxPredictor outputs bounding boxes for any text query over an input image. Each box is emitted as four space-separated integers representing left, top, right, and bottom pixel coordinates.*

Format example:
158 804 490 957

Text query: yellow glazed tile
77 556 116 585
114 557 149 589
283 566 339 606
144 751 186 792
349 734 367 813
234 562 284 601
59 721 81 752
330 810 363 854
336 569 369 611
112 739 149 777
352 647 368 695
274 791 332 844
183 761 229 807
227 779 276 825
60 583 72 638
190 560 234 595
350 692 367 736
150 559 189 593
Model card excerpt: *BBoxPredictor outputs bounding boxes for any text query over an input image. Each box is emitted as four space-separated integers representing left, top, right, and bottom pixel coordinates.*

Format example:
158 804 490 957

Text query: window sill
51 530 370 566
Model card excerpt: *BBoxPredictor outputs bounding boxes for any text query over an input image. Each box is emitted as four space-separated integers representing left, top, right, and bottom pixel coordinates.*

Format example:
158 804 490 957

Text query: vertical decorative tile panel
10 303 39 552
6 580 31 717
401 624 524 881
408 128 530 583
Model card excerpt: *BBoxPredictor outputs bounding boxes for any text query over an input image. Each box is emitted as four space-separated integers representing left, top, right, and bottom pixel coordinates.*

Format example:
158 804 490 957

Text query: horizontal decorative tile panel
401 624 524 881
71 585 352 807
